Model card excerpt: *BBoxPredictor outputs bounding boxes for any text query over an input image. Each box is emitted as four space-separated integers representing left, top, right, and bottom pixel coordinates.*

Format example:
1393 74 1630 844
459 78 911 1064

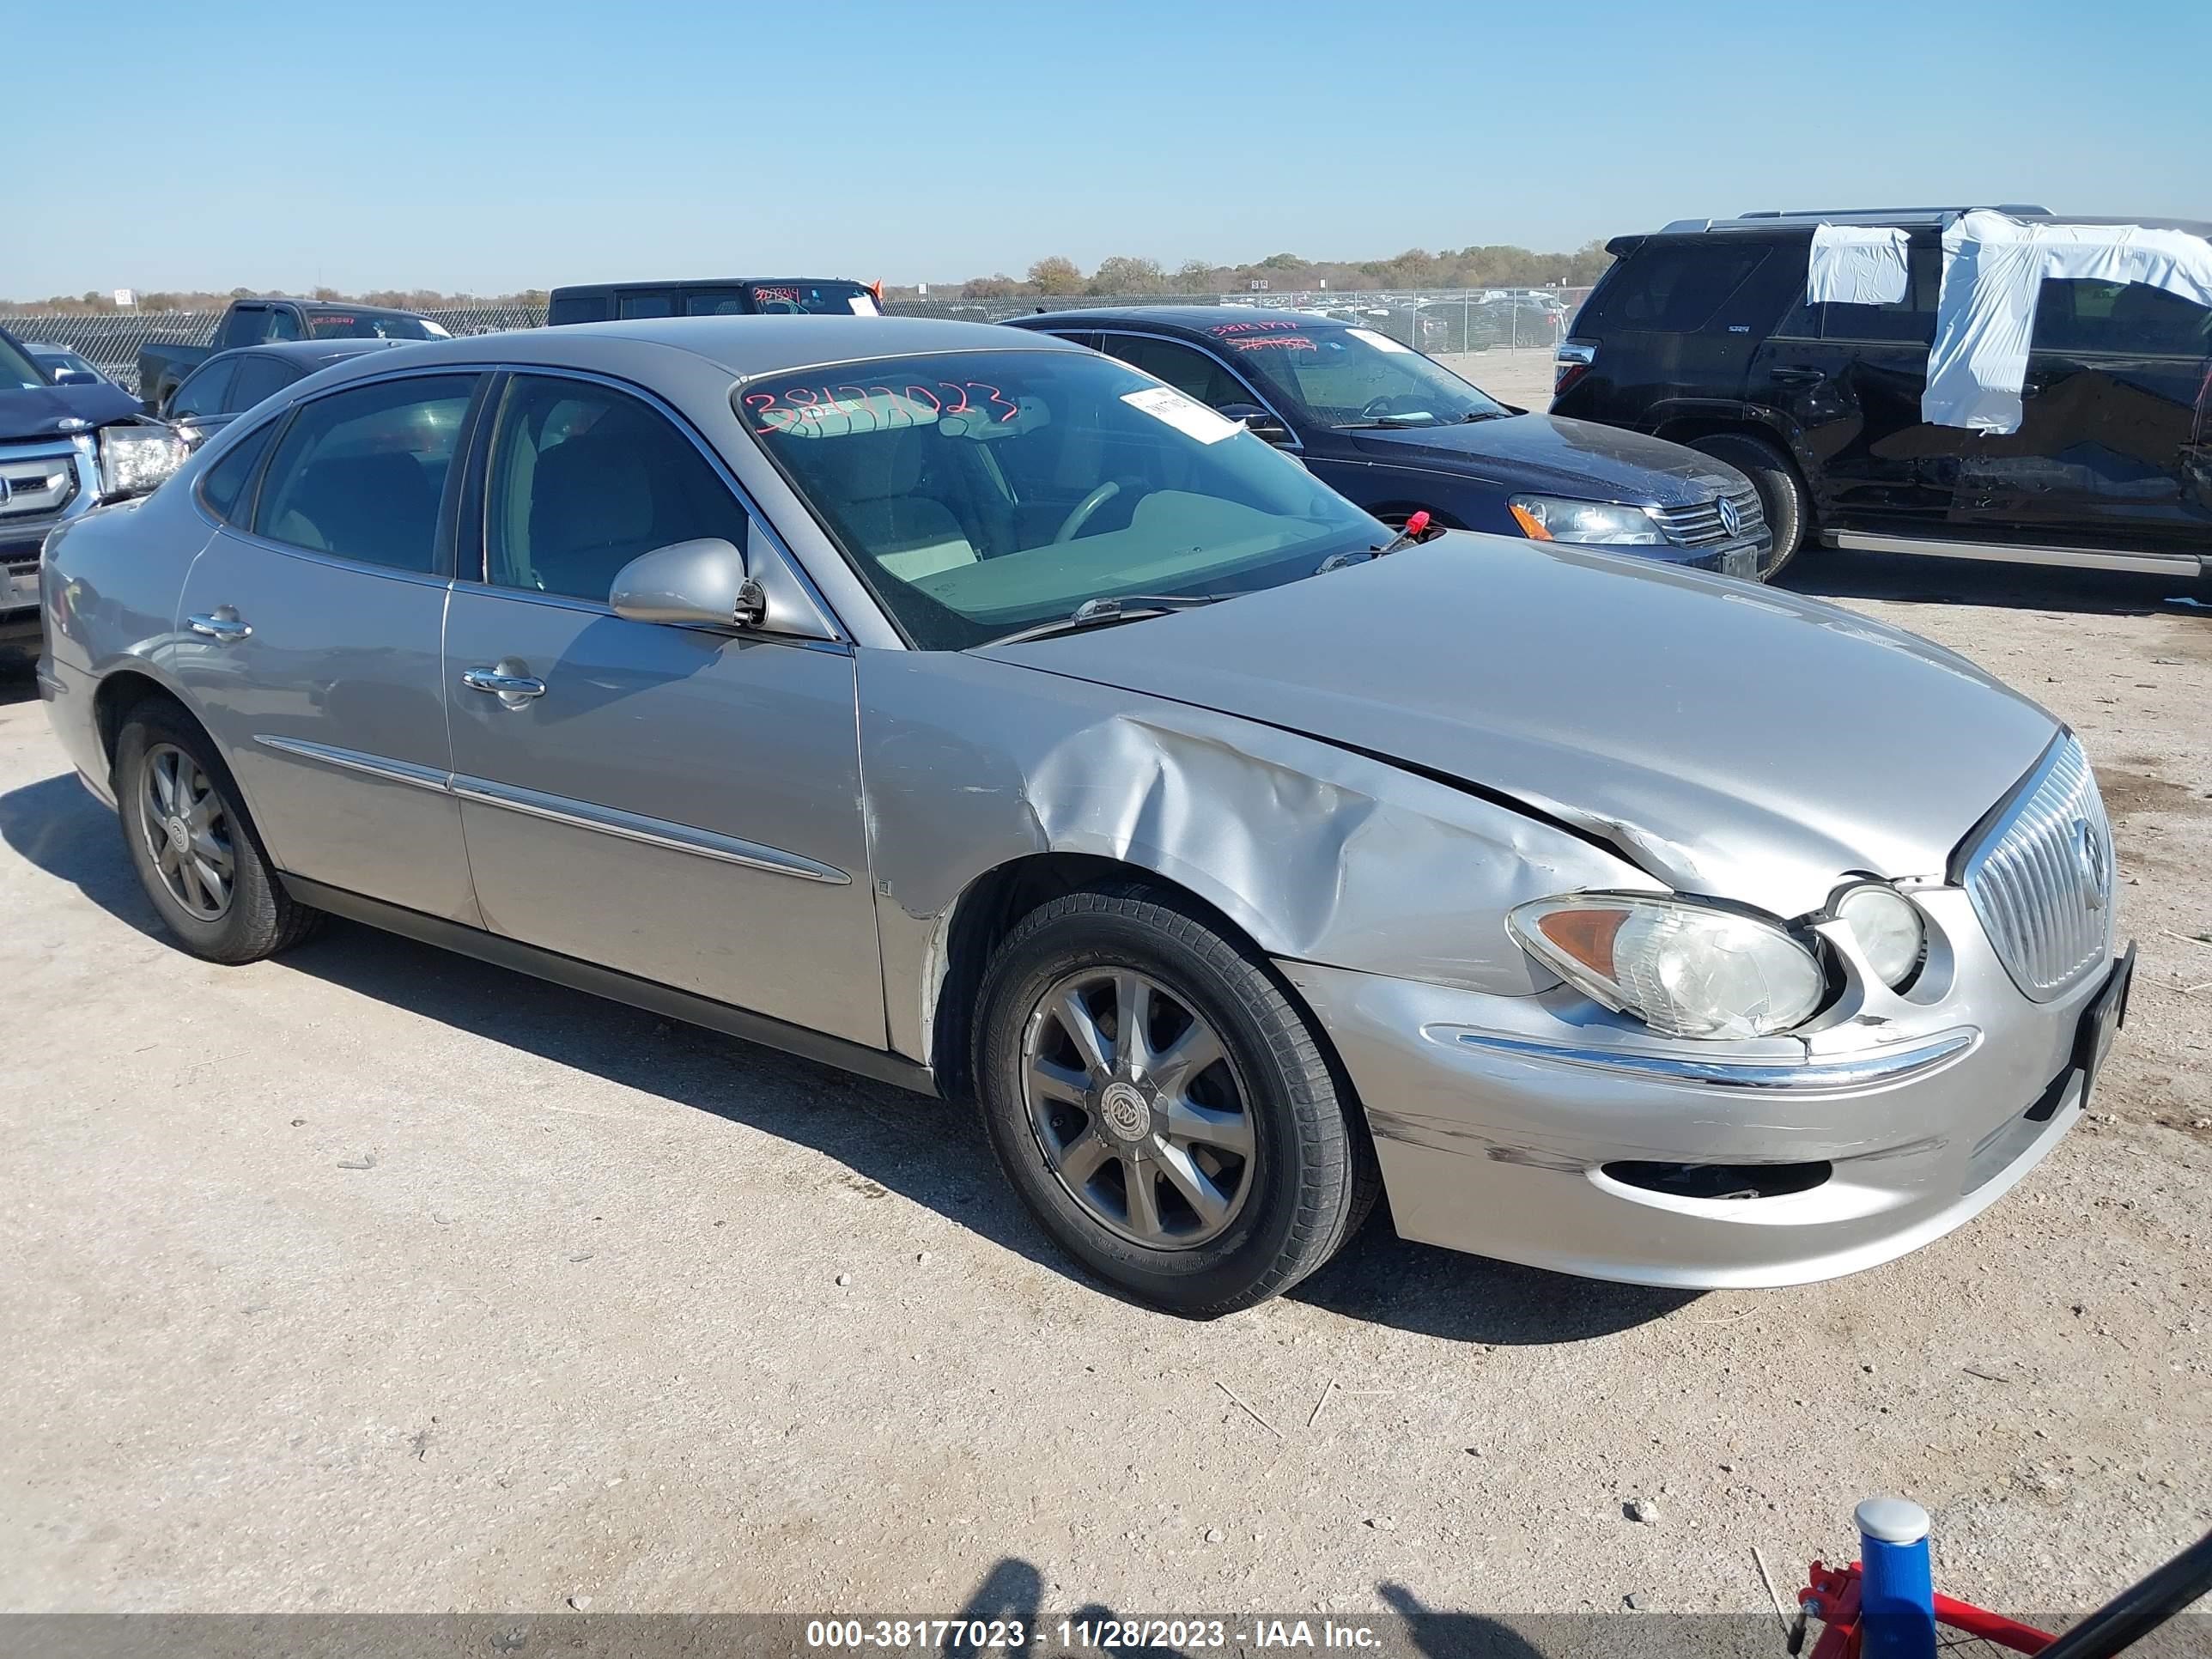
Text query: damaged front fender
858 650 1660 1066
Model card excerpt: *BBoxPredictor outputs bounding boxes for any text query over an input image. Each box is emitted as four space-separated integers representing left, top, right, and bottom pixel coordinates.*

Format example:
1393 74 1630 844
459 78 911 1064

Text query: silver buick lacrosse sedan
36 316 2130 1314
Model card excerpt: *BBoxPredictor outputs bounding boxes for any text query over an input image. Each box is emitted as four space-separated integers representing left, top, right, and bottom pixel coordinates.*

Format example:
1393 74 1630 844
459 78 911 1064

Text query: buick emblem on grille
2074 817 2109 910
1715 495 1741 538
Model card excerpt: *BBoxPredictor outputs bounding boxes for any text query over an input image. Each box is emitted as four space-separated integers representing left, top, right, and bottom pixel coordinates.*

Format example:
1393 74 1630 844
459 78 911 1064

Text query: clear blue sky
9 0 2207 297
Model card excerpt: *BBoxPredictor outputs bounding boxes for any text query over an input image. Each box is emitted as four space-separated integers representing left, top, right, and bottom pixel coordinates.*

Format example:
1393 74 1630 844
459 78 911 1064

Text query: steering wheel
1360 395 1413 420
1054 479 1122 544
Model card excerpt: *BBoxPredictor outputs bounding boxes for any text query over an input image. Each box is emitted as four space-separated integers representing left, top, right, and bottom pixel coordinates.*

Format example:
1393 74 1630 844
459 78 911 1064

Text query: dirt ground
1 544 2206 1625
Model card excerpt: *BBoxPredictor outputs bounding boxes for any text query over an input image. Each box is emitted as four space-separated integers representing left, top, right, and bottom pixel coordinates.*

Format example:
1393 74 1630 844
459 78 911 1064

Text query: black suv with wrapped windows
1552 206 2212 583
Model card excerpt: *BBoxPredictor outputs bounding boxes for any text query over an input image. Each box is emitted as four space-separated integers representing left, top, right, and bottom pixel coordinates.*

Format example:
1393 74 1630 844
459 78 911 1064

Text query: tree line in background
2 286 552 314
3 240 1613 311
933 241 1613 300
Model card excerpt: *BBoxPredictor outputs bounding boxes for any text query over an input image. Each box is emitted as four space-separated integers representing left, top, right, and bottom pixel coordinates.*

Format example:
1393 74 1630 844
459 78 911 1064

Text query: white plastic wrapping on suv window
1922 210 2212 433
1806 224 1911 305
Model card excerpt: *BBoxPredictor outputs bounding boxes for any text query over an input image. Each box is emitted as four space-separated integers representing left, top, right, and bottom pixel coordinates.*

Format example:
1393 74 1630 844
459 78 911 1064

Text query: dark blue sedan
1006 307 1772 578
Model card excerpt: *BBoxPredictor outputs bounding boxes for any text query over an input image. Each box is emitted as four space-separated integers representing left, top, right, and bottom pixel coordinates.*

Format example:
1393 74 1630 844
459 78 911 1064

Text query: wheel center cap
165 816 190 854
1098 1080 1151 1142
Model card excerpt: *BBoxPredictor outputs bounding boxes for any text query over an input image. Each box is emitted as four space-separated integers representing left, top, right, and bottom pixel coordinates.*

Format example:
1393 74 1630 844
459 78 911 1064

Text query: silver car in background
35 317 2131 1314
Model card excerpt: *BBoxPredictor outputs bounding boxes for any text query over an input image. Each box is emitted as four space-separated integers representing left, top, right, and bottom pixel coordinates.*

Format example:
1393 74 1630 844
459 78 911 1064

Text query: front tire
114 701 323 963
1689 431 1809 580
973 886 1377 1315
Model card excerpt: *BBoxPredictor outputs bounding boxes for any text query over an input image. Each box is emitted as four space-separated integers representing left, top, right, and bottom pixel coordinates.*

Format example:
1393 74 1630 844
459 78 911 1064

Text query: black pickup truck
137 298 448 410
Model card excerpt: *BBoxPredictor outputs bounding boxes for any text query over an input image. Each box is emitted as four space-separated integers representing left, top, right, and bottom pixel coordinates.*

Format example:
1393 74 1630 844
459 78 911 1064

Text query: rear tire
114 701 324 963
973 886 1378 1316
1689 431 1809 580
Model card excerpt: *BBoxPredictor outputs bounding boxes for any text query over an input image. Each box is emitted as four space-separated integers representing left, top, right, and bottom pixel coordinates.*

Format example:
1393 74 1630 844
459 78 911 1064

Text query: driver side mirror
1216 402 1295 447
609 538 766 629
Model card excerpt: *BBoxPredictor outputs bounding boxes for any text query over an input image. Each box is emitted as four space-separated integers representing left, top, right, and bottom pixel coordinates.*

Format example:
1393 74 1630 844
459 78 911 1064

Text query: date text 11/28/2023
803 1618 1384 1650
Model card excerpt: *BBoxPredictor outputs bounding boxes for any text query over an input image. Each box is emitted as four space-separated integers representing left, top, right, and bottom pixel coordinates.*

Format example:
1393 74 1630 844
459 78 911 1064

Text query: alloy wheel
1019 968 1257 1250
138 743 234 921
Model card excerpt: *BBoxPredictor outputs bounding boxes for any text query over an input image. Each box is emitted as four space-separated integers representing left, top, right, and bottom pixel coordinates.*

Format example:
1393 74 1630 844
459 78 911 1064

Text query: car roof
305 314 1088 381
22 342 84 356
1012 304 1345 333
550 276 866 292
237 297 428 317
209 339 411 368
1650 205 2212 239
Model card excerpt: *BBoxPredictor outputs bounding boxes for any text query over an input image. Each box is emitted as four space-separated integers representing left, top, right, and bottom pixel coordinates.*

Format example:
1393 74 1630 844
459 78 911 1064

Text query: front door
1951 276 2212 555
441 371 883 1044
173 372 483 922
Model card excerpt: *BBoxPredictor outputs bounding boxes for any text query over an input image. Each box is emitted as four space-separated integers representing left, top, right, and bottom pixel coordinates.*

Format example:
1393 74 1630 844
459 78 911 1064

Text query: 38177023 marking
802 1618 1382 1651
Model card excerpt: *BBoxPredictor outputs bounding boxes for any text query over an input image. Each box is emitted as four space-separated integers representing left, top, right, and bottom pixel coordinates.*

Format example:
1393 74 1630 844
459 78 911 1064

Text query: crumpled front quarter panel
857 650 1656 1065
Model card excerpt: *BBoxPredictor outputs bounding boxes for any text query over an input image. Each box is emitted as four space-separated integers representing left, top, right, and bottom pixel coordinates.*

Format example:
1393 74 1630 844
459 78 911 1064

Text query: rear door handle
186 610 252 642
1770 367 1825 386
461 664 547 706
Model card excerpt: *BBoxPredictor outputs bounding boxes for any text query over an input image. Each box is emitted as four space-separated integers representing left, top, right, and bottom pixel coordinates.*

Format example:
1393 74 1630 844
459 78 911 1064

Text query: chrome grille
1960 736 2114 1001
0 447 81 522
1653 484 1765 548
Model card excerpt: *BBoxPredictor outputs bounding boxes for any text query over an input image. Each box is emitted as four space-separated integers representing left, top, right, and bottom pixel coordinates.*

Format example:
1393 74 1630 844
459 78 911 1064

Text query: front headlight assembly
1509 893 1826 1039
1507 494 1666 546
94 423 190 500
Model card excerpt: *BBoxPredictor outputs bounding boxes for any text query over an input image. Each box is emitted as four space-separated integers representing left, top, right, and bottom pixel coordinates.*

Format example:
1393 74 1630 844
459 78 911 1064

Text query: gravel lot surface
2 547 2206 1624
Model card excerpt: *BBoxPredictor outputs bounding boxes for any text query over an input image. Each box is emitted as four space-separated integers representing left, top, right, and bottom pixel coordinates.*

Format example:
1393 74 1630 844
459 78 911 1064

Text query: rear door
1749 234 1957 532
173 372 483 921
1951 276 2212 554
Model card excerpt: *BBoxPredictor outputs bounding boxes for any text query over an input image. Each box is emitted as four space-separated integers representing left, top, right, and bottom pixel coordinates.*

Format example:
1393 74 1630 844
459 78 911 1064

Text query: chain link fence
4 289 1588 398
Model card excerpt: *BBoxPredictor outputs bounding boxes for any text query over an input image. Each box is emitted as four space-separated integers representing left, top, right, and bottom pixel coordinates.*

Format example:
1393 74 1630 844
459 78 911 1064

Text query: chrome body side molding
1826 531 2207 577
253 735 848 884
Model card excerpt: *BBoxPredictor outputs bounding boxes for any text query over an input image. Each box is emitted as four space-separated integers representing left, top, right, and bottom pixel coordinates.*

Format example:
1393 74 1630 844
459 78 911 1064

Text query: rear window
305 312 440 341
1604 243 1770 331
749 282 874 316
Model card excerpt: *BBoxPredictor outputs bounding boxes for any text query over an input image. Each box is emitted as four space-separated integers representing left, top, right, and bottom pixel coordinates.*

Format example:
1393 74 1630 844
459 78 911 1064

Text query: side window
483 374 751 604
616 291 678 319
1814 242 1942 344
169 358 236 419
227 356 295 411
1103 337 1253 410
255 374 477 571
264 308 303 343
684 289 750 315
198 420 280 526
2030 279 2212 358
1609 245 1770 331
218 307 264 348
547 294 609 325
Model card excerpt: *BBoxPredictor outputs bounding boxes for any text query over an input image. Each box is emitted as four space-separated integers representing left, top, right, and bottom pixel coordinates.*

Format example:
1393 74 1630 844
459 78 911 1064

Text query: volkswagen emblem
2073 818 2109 910
1715 495 1743 538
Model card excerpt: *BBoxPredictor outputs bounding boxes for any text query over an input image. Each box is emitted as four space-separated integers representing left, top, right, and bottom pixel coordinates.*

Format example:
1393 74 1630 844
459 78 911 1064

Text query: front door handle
461 662 547 707
186 609 252 642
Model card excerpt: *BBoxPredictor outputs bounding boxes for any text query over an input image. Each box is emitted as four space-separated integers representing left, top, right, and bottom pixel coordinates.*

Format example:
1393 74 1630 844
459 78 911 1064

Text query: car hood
980 535 2060 918
0 380 142 441
1344 413 1742 507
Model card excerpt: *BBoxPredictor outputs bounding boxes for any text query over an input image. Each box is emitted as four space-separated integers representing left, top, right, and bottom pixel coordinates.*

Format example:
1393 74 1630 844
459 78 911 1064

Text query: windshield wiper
983 593 1223 647
1316 511 1437 574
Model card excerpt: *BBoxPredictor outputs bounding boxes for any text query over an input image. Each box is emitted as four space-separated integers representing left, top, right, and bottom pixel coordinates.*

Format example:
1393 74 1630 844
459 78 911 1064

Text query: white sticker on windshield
847 295 878 316
1346 326 1412 353
1121 386 1241 444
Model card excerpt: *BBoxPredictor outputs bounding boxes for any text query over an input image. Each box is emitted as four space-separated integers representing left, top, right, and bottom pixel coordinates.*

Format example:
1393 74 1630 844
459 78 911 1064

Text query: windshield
1202 319 1509 428
739 349 1385 649
306 312 443 341
0 331 48 390
748 282 875 316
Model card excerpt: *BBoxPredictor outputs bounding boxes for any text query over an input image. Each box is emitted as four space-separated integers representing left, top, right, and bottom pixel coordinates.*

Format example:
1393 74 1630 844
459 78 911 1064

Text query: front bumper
1280 890 2123 1288
1 561 41 641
